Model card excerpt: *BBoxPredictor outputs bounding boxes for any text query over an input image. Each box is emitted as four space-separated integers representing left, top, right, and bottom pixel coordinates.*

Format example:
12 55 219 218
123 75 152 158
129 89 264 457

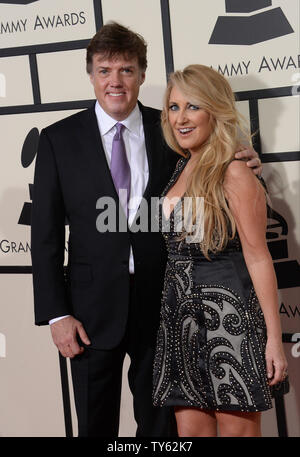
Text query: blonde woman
152 65 289 437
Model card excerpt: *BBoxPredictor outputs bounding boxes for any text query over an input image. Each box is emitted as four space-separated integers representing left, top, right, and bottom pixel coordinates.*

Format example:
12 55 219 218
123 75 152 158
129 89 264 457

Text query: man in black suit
31 22 261 437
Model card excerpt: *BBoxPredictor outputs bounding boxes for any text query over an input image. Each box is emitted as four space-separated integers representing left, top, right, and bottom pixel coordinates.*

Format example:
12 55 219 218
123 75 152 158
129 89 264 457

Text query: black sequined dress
153 156 288 412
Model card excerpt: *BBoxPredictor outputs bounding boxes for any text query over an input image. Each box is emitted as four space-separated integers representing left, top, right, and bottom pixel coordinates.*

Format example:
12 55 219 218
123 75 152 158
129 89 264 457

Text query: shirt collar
95 101 142 137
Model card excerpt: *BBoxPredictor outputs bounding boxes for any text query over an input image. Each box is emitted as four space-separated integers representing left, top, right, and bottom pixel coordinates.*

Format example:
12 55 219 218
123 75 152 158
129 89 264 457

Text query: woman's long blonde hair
161 64 252 259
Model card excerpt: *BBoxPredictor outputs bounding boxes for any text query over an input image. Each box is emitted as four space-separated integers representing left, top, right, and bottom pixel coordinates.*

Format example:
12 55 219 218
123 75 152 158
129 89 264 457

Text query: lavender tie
110 123 131 217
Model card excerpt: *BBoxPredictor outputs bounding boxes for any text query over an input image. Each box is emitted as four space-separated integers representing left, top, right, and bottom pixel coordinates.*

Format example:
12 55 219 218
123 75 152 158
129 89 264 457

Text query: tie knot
114 122 125 140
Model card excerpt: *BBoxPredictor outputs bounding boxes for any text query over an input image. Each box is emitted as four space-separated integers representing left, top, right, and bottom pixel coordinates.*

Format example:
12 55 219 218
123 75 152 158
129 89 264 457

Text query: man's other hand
235 146 262 176
50 316 91 358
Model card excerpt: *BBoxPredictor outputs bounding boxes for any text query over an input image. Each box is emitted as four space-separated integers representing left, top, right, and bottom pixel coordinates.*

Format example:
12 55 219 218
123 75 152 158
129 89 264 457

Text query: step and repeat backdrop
0 0 299 437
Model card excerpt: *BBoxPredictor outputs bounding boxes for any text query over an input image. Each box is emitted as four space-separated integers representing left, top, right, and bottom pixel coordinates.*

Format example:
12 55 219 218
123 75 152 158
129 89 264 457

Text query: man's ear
89 72 94 86
140 72 146 86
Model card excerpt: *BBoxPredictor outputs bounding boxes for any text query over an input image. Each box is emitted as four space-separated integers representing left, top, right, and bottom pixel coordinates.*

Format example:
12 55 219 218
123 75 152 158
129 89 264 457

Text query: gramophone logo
209 0 294 45
18 128 69 229
267 205 300 290
18 128 39 226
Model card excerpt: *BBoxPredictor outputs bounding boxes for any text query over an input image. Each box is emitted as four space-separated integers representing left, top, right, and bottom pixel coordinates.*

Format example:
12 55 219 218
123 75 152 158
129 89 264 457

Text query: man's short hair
86 22 148 73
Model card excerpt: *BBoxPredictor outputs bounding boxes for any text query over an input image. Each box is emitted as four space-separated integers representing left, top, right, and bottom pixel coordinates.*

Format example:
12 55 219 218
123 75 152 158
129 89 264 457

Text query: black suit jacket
31 102 178 350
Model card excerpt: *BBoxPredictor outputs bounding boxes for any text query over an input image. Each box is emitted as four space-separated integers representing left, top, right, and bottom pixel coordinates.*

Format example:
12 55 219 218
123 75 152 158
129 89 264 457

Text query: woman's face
168 85 212 154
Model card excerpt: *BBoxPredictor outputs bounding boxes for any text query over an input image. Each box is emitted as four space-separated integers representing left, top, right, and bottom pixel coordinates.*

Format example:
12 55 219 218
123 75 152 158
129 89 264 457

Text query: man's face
89 53 145 121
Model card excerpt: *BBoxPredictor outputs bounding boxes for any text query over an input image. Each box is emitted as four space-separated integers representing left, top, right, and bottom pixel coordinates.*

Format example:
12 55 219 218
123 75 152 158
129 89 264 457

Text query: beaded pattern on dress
152 156 278 412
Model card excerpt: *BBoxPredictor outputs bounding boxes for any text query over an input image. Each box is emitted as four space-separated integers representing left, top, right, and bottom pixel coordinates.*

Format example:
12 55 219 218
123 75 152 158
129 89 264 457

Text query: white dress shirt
49 101 149 325
95 101 149 243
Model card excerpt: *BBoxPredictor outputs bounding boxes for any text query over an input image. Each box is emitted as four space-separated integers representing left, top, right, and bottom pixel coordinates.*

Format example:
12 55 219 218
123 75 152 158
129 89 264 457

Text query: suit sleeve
31 128 71 325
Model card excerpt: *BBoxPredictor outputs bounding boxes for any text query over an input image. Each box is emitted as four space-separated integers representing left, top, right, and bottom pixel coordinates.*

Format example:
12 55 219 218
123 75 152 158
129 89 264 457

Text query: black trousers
70 275 177 437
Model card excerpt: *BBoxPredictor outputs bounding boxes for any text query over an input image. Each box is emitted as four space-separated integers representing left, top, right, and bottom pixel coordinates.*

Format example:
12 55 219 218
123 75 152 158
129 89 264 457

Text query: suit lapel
79 104 118 200
139 101 162 201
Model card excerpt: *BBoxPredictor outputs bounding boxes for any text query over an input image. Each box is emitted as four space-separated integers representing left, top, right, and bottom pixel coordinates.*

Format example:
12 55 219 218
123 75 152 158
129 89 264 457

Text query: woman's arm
223 160 287 385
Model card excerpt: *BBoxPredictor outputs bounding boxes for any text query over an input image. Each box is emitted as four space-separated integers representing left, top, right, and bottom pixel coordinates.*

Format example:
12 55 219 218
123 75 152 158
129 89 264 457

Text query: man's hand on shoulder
235 145 262 176
50 316 91 358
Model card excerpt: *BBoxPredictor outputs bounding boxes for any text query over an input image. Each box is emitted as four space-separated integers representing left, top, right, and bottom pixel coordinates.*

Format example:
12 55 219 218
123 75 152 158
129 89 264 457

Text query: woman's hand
265 337 288 386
